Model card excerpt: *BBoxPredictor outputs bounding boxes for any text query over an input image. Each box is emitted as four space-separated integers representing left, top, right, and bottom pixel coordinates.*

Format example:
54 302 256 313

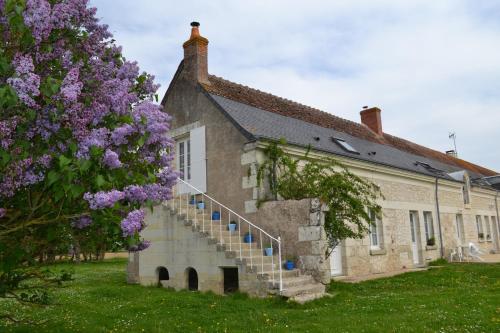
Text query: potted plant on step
284 256 296 270
228 220 237 233
197 201 205 210
243 232 254 243
426 237 435 247
189 195 196 205
264 244 273 256
211 211 221 221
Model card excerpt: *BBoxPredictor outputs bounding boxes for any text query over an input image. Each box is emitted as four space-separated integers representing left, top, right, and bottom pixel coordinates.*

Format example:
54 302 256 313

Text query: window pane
187 140 191 181
424 212 434 240
179 142 185 180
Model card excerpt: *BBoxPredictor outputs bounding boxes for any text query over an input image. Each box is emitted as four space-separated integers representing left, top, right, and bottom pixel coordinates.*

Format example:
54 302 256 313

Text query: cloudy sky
90 0 500 172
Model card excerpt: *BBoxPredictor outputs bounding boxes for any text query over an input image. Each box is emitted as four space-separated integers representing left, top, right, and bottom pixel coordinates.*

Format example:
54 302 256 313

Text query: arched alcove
186 267 198 291
156 266 169 285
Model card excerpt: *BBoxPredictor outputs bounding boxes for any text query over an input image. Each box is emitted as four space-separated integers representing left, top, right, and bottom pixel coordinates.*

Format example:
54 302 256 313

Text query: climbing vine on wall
257 140 383 257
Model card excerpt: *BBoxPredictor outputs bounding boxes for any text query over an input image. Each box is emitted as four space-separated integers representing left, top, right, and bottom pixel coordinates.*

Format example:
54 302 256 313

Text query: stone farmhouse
127 23 500 302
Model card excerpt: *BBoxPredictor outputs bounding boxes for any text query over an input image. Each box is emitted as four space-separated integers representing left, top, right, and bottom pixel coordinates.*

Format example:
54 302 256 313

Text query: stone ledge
425 245 437 251
370 248 387 256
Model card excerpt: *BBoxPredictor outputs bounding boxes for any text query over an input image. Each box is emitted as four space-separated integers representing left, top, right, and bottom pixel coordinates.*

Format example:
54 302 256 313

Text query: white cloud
90 0 500 171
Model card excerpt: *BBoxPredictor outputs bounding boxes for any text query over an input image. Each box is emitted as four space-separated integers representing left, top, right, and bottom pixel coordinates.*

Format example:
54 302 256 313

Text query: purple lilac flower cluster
120 209 146 237
6 54 40 108
83 190 125 210
0 158 44 197
71 215 92 229
103 149 122 169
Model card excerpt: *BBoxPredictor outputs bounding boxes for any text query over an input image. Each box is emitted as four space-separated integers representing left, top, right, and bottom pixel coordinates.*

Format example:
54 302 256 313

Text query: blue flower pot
189 197 196 205
212 211 221 221
228 223 237 232
285 260 295 270
243 233 254 243
197 201 205 210
264 247 273 256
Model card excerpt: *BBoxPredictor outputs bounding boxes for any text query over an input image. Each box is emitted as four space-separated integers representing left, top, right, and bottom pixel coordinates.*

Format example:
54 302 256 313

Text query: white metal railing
169 178 283 293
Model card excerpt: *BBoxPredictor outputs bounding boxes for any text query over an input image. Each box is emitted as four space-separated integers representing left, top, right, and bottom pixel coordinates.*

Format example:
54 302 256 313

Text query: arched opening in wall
187 267 198 291
156 266 169 286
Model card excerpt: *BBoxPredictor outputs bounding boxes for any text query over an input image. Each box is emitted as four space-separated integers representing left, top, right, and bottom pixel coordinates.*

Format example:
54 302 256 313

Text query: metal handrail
176 178 280 242
171 177 283 293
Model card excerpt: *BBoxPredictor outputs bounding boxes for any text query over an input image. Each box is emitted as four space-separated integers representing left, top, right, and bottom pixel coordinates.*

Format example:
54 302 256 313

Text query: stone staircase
167 196 326 303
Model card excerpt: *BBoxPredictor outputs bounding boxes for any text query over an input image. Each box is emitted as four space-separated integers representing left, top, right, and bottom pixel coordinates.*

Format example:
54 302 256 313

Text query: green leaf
79 159 92 173
59 155 71 168
95 175 106 188
47 170 60 186
70 184 85 199
137 136 145 147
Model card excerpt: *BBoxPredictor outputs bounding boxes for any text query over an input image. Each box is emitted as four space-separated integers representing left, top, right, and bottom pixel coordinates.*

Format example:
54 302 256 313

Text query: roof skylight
331 137 359 154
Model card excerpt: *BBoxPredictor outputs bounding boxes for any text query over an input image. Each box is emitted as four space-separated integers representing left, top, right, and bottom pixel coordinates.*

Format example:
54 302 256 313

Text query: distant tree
0 0 177 313
257 141 382 255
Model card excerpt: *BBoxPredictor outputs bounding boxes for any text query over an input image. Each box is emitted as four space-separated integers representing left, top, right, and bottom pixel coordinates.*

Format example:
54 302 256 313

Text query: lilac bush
0 0 177 261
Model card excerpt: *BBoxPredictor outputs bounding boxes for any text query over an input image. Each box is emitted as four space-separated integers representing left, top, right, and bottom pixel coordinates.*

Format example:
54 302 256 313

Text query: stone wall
256 198 331 284
130 204 268 297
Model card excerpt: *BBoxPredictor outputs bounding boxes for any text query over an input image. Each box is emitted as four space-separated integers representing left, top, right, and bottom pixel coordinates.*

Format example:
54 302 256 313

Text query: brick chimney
360 107 383 136
183 22 209 84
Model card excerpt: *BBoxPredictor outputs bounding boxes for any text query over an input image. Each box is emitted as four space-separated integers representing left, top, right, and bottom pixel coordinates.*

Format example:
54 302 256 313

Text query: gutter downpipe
435 178 444 258
495 191 499 251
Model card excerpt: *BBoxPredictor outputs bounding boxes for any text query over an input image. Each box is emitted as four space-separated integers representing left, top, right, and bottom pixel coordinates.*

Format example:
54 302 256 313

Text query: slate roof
201 75 497 180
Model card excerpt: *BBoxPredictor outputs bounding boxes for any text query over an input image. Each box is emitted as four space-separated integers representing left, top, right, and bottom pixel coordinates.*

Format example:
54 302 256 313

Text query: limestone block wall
129 204 267 296
255 198 331 283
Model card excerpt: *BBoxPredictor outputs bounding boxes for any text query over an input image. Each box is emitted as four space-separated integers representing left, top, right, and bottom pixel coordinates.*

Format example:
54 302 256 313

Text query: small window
331 137 359 154
369 209 382 249
423 212 435 242
476 215 484 240
484 216 491 241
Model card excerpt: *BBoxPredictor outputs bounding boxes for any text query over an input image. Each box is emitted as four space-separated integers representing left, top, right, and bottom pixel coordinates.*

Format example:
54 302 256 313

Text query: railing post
210 200 213 237
238 217 242 260
229 212 232 252
249 225 253 269
260 230 264 275
270 235 275 285
278 236 283 293
219 204 223 245
202 195 205 233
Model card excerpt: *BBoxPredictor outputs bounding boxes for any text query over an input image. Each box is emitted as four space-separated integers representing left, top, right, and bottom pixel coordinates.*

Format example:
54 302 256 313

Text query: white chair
468 242 485 262
450 246 464 262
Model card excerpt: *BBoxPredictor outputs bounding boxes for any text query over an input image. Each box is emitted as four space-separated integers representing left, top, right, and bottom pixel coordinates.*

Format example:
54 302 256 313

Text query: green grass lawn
1 259 499 333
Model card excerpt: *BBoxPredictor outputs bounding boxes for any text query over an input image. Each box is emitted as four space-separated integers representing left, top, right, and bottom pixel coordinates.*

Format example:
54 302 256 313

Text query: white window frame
177 137 191 182
484 216 491 241
476 215 484 240
369 209 383 250
423 211 435 242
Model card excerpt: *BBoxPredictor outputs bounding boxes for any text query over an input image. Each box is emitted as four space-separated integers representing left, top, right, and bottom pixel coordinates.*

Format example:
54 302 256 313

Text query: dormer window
331 137 359 154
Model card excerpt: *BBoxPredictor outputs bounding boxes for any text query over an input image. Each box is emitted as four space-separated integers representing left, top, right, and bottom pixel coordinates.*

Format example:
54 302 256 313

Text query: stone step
280 283 325 298
290 291 326 304
261 269 300 279
272 275 315 289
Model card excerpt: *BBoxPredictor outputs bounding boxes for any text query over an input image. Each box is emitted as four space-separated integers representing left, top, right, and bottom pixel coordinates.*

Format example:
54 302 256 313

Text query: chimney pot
360 107 383 136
